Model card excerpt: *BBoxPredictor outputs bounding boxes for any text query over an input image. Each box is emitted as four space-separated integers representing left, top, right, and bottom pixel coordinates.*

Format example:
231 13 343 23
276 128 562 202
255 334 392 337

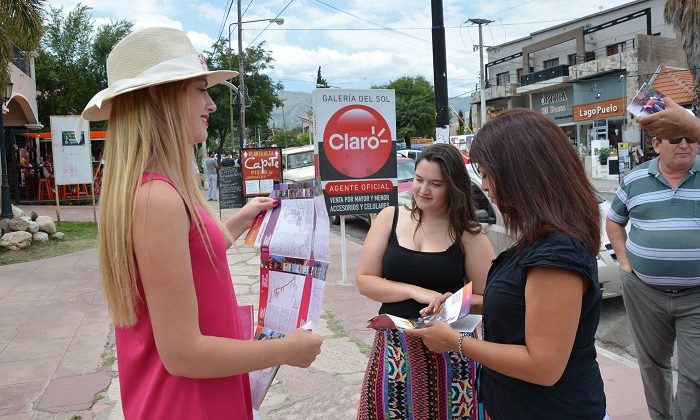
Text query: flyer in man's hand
627 82 666 117
367 282 473 330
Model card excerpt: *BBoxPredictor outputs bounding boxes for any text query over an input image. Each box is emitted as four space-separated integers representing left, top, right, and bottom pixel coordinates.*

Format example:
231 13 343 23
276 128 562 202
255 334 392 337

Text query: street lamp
228 6 284 151
1 82 14 219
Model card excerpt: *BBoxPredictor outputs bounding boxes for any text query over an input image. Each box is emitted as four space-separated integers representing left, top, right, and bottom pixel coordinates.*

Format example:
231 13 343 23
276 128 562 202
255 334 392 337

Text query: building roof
650 65 695 105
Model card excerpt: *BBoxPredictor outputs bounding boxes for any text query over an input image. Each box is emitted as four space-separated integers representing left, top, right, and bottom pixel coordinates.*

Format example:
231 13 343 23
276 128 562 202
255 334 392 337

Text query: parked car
282 145 315 183
465 166 622 299
330 157 415 226
396 148 421 160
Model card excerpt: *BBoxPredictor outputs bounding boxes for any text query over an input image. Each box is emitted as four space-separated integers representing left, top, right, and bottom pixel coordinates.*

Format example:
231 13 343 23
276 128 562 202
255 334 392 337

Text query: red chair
74 184 90 198
37 178 55 200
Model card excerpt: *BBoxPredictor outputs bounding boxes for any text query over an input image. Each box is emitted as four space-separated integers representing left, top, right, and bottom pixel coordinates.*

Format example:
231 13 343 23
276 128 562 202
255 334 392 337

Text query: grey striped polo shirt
607 156 700 287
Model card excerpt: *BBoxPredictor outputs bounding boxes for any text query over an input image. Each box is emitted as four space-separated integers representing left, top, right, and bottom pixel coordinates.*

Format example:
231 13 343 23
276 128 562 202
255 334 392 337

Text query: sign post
50 116 94 222
313 88 397 283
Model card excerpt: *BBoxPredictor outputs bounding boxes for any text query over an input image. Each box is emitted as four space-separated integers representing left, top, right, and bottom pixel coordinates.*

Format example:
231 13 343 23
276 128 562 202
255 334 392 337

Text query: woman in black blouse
407 109 607 419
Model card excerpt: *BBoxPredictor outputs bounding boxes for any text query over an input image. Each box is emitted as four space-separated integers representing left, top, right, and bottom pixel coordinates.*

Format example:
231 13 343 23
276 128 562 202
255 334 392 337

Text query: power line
247 0 295 45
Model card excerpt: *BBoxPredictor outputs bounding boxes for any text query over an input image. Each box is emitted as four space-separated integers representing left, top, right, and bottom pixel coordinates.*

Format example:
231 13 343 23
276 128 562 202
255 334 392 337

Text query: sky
46 0 636 98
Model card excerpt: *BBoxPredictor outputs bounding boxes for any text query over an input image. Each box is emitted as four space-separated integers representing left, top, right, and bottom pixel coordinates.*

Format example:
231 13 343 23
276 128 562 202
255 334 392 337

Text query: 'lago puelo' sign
573 98 626 122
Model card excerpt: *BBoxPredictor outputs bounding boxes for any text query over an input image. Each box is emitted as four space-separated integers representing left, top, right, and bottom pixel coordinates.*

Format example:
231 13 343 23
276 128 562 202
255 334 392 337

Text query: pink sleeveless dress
115 172 252 419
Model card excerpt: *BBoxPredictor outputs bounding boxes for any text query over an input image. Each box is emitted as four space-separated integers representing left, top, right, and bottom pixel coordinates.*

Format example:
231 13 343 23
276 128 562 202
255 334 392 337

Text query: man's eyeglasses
668 137 697 144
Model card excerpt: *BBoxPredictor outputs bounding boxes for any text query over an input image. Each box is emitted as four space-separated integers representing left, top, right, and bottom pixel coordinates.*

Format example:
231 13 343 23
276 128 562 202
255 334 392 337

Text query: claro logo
328 126 388 150
323 104 392 178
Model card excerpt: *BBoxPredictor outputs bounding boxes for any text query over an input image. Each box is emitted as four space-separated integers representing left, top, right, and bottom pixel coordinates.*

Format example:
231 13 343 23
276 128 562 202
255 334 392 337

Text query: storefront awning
19 130 107 140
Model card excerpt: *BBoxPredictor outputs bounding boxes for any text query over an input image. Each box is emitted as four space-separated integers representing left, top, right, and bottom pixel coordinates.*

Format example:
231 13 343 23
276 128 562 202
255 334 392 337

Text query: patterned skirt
358 329 479 420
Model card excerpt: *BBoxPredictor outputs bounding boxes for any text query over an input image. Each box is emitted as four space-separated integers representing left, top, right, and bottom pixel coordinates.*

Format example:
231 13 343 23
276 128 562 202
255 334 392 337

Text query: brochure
367 282 473 330
248 326 285 410
627 82 666 117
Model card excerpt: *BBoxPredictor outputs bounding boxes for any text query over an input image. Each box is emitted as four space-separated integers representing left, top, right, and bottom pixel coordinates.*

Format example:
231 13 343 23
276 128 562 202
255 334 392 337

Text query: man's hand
637 96 700 140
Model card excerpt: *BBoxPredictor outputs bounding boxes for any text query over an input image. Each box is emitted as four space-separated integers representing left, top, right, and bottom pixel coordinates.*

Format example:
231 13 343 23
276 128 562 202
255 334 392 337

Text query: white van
282 145 315 183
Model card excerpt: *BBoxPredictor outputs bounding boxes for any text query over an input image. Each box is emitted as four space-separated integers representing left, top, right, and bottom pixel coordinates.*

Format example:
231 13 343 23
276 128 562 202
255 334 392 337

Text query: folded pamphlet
367 282 473 330
627 82 666 117
248 326 285 410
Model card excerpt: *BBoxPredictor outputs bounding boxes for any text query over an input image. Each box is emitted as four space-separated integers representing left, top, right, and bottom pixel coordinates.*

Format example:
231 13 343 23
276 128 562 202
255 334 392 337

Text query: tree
457 109 465 135
374 76 435 139
0 0 45 91
316 66 329 88
203 39 282 154
35 4 131 126
664 1 700 106
467 108 473 133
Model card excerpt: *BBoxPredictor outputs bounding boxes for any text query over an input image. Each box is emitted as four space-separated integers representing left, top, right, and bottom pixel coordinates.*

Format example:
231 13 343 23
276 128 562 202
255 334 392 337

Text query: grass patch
321 311 372 357
101 354 116 370
0 221 97 266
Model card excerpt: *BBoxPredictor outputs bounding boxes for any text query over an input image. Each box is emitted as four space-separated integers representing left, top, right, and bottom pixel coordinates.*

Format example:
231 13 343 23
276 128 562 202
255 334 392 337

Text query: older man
606 97 700 420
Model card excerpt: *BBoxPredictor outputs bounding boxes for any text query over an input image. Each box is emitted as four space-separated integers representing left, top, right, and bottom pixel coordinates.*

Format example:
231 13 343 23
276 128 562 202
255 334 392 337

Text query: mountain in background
268 91 474 130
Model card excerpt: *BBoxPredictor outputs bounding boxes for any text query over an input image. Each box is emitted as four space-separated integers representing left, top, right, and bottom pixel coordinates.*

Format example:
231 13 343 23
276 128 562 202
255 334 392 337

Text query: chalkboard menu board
219 162 244 209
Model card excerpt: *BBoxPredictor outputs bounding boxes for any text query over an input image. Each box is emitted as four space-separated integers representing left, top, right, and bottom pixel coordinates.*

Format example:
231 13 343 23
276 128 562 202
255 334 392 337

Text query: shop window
496 72 510 86
543 58 559 69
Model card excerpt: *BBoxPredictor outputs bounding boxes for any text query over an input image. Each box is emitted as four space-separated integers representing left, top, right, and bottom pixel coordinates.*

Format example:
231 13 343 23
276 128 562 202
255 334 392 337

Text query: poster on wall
313 88 397 217
50 116 92 185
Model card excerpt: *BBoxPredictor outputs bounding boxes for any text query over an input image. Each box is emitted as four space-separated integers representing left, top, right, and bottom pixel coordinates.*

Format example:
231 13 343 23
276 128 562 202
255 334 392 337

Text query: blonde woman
83 27 321 419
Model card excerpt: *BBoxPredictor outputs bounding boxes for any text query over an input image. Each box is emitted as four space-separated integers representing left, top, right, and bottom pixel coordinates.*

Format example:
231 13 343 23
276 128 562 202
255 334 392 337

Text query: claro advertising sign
313 89 397 217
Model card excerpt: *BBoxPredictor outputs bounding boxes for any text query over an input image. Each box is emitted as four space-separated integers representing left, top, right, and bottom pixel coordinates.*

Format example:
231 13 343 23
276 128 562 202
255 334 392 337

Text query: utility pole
237 0 246 149
431 0 449 128
468 18 493 130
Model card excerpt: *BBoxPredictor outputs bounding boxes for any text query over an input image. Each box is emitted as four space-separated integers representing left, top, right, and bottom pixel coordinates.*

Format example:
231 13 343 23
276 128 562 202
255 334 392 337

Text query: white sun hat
82 27 237 121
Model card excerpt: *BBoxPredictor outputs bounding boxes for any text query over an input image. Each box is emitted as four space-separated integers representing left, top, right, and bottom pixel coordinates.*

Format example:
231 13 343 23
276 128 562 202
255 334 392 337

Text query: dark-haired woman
407 109 607 419
356 143 495 419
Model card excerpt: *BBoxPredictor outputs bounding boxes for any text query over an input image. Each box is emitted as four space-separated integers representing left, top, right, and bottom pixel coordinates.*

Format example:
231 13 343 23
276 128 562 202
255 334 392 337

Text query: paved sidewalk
0 205 649 419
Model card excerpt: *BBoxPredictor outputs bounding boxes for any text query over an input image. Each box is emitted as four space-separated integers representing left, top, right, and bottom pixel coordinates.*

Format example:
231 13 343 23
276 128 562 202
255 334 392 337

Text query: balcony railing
520 64 569 87
12 47 31 76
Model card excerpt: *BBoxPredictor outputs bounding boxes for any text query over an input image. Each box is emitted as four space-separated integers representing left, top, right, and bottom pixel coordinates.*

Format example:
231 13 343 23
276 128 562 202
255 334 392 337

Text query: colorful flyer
367 282 473 330
627 82 666 117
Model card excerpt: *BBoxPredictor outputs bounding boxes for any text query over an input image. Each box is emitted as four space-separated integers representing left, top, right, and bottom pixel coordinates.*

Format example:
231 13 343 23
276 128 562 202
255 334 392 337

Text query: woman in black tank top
356 144 495 419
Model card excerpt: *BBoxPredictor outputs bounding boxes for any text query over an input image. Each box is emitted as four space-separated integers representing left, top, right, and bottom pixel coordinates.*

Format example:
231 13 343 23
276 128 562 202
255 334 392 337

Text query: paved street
0 203 650 419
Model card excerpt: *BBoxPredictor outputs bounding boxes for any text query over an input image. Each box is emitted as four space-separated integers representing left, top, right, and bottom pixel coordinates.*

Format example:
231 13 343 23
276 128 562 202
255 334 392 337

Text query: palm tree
664 0 700 106
0 0 45 91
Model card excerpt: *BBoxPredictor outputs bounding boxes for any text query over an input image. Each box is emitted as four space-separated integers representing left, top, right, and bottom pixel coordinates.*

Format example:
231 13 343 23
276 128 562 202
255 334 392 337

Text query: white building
471 0 687 153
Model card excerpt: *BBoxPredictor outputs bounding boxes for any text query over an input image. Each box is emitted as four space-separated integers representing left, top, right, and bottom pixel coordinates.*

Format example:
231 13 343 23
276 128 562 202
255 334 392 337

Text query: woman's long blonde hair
98 79 226 327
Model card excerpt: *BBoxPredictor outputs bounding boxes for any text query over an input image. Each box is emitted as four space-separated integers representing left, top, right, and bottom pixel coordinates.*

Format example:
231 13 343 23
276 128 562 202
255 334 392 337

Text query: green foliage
269 127 306 149
0 0 45 90
374 76 435 139
316 66 329 88
457 109 465 135
203 40 282 153
467 108 473 134
35 4 131 127
598 147 611 166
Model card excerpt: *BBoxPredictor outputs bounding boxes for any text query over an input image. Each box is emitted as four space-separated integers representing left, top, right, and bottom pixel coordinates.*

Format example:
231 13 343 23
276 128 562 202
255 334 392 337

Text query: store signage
314 89 397 217
573 98 626 122
241 147 282 196
540 91 568 105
